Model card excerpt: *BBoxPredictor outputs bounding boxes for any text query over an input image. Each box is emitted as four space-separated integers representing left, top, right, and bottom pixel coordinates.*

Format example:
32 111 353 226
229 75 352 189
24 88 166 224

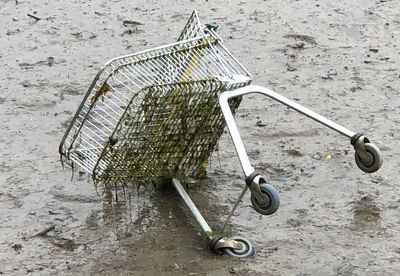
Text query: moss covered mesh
94 80 244 188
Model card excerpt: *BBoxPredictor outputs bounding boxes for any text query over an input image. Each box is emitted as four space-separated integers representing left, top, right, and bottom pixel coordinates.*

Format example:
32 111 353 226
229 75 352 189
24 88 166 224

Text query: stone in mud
312 152 322 160
229 267 239 274
256 120 266 127
21 80 32 87
369 43 379 53
285 148 302 157
11 243 22 252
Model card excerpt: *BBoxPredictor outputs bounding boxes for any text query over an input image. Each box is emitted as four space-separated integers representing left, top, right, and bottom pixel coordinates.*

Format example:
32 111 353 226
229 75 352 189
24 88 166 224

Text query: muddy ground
1 0 399 275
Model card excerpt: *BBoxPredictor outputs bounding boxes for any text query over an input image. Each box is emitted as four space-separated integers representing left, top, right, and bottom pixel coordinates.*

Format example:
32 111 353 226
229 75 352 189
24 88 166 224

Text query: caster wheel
209 236 224 255
223 237 255 258
251 184 280 215
355 143 383 173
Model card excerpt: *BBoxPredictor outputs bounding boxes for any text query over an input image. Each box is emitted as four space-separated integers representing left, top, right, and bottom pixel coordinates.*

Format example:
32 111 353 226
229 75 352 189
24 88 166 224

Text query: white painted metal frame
172 178 212 235
219 85 357 178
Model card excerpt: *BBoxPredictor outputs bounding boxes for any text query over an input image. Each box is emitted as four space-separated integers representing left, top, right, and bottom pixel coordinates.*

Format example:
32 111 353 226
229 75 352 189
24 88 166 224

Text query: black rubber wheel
251 184 280 215
223 237 255 258
355 143 383 173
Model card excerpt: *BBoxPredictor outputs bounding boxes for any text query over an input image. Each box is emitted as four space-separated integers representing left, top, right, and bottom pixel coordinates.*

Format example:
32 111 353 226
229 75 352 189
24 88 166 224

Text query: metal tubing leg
171 178 212 235
220 186 248 232
219 84 357 177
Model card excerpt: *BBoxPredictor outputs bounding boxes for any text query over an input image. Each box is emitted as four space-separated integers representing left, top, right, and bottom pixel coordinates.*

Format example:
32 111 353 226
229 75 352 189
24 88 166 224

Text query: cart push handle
219 84 383 176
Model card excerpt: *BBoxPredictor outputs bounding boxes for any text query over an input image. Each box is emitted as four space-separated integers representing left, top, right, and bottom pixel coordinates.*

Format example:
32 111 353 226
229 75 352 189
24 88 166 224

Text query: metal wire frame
59 11 252 188
177 10 205 42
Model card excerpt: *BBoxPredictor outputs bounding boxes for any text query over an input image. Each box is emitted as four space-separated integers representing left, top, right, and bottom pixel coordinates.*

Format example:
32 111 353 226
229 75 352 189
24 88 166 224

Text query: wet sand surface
1 0 399 275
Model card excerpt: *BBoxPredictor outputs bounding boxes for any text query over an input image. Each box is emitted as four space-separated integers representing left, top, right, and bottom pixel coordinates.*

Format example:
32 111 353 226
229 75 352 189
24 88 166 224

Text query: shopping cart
59 11 383 258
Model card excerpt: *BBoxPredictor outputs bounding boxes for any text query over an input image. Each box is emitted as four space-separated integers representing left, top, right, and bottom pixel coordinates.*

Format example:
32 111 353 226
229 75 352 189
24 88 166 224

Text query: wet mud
1 0 399 275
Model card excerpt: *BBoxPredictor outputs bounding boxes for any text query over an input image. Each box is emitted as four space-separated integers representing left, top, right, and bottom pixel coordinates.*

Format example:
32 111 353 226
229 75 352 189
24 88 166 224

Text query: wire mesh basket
59 11 252 190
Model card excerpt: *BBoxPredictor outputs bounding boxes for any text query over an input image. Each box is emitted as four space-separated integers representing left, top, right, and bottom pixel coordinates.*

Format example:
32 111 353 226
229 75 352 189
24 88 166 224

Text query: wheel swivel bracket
209 236 243 253
352 134 370 163
245 172 267 204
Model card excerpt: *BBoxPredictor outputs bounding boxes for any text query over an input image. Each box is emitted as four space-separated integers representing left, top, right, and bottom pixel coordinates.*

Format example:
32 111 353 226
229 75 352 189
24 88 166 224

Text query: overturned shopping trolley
59 11 383 258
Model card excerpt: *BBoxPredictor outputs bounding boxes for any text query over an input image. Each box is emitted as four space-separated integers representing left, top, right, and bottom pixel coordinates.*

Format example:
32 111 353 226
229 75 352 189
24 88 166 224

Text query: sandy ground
1 0 399 275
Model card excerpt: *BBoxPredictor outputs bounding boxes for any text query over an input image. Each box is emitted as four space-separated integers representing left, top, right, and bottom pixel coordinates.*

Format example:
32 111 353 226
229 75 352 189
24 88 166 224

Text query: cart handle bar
219 84 357 177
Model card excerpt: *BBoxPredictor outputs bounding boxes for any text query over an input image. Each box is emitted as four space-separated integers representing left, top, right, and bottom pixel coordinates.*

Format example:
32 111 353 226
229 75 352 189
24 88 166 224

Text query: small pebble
256 120 266 127
12 243 22 251
229 267 239 274
369 43 379 53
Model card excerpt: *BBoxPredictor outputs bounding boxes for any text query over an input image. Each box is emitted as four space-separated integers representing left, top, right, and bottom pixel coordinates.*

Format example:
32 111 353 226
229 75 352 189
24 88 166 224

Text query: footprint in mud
351 195 382 231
